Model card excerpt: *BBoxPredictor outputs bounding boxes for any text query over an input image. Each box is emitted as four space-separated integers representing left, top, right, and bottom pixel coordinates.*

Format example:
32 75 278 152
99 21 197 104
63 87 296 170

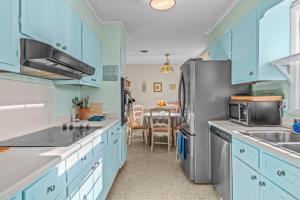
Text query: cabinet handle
239 149 245 153
250 175 257 180
46 185 56 194
249 71 254 76
62 46 67 50
100 141 105 144
259 181 266 187
114 139 118 144
81 156 87 161
277 170 286 177
56 43 61 47
83 195 87 200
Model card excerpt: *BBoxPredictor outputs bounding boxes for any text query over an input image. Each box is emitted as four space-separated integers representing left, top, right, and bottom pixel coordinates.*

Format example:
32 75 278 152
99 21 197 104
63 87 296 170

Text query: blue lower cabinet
93 176 103 200
79 172 94 200
23 162 66 200
259 176 297 200
121 124 128 166
232 156 260 200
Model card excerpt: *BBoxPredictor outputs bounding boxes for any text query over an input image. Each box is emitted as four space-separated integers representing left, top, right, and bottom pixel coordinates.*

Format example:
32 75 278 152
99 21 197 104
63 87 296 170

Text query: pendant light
160 54 174 74
150 0 176 11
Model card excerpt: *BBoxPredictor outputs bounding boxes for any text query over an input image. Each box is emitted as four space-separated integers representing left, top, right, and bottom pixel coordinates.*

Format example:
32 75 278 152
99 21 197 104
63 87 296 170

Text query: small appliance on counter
229 96 283 126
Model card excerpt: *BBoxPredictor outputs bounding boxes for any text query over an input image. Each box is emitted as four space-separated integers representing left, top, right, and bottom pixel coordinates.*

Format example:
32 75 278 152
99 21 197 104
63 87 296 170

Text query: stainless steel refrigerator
178 58 249 184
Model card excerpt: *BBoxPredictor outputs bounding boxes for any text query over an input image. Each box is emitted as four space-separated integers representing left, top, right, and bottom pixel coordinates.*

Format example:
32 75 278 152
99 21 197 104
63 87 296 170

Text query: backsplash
0 75 80 141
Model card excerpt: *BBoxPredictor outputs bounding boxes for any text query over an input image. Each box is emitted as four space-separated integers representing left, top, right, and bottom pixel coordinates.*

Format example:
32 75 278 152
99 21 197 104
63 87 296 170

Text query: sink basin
278 143 300 154
240 130 300 143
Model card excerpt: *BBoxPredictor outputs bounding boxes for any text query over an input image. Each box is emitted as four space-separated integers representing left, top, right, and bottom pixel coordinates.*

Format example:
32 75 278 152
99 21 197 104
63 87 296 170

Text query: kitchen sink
240 130 300 143
278 143 300 154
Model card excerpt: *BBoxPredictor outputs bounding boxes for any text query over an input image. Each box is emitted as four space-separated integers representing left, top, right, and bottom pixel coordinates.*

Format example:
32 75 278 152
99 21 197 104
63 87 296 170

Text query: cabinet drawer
23 162 66 200
93 175 103 199
66 146 93 184
68 162 94 198
261 152 300 198
79 173 94 200
94 159 103 181
93 132 108 161
232 138 259 169
108 127 116 143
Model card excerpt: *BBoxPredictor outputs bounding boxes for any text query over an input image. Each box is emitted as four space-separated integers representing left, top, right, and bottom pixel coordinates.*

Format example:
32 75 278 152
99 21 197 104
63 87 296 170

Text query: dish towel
177 132 188 160
293 123 300 134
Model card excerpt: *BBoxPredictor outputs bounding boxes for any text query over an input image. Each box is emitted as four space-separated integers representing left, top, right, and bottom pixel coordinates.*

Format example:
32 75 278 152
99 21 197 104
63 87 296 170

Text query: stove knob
86 124 90 131
69 124 74 131
62 124 68 131
79 124 84 130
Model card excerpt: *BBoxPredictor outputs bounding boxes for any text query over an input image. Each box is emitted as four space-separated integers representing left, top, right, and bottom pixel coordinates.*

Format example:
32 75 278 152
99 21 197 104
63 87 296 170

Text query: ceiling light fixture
160 54 174 74
150 0 176 11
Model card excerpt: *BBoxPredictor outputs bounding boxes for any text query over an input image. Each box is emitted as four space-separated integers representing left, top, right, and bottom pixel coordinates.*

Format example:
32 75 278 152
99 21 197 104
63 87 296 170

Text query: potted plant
72 97 90 120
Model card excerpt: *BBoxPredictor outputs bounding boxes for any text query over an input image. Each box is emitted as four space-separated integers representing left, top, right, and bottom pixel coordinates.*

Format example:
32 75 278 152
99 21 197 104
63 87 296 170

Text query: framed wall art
153 82 162 93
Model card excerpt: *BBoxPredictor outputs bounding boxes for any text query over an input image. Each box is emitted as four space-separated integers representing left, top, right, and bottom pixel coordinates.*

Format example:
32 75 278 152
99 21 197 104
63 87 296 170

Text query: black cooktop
0 124 103 147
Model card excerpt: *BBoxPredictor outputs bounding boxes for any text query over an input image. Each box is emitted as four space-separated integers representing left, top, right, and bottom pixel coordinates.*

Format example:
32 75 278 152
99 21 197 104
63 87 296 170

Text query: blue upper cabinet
21 0 81 60
20 0 59 47
210 31 232 60
257 0 291 81
55 22 101 87
229 0 291 84
232 10 258 84
58 0 82 59
0 0 20 73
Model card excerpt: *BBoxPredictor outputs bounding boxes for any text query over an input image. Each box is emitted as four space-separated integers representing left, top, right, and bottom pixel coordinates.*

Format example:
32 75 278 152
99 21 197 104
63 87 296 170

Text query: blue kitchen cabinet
20 0 59 47
121 124 128 166
0 0 20 73
210 31 232 60
55 22 101 87
231 0 291 84
232 10 258 84
21 0 82 59
8 192 22 200
58 0 82 59
259 176 297 200
257 0 291 81
232 156 260 200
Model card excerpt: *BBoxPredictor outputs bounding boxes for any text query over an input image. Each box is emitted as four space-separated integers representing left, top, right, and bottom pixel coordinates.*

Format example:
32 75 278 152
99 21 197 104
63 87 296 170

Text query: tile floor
107 139 220 200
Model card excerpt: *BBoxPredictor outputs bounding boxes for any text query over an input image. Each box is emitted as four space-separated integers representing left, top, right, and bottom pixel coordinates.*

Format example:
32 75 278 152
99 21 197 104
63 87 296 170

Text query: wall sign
103 65 118 81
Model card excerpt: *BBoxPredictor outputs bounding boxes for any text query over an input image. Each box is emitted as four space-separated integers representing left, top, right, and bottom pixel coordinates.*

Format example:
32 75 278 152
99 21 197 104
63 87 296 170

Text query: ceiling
86 0 238 65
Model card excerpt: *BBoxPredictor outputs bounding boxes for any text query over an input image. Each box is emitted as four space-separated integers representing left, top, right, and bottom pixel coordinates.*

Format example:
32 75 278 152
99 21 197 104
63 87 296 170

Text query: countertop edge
208 121 300 168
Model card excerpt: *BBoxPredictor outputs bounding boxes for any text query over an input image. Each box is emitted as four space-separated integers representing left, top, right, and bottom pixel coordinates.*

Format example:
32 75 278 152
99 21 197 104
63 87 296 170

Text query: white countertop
208 120 300 167
0 116 120 199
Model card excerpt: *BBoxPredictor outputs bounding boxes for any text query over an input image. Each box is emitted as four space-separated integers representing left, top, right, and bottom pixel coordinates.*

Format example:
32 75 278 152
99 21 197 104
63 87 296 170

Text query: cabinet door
0 0 19 73
121 124 128 166
232 10 257 84
260 176 297 200
21 0 58 46
258 0 291 80
90 41 101 86
82 22 96 83
210 31 232 60
232 157 260 200
59 1 82 59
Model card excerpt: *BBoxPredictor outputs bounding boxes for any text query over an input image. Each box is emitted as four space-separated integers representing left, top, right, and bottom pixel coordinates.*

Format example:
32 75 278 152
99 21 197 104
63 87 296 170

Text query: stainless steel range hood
20 38 95 80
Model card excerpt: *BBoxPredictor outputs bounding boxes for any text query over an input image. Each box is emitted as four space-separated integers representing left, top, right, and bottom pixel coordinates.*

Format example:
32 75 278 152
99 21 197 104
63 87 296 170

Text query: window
290 1 300 114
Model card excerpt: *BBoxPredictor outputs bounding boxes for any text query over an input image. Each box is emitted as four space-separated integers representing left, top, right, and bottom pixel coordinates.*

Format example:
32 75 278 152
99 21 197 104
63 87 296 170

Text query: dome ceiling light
150 0 176 11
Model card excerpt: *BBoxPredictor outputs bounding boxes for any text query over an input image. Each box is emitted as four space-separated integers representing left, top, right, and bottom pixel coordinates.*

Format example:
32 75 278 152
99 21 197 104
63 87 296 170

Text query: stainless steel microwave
228 101 282 126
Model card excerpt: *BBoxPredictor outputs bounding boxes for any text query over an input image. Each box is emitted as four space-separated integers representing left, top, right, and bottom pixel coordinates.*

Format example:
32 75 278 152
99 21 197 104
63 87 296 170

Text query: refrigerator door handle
178 73 186 118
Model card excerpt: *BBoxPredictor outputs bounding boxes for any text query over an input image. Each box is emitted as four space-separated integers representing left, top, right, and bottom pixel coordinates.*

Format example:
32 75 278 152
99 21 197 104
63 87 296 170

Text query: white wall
126 64 181 109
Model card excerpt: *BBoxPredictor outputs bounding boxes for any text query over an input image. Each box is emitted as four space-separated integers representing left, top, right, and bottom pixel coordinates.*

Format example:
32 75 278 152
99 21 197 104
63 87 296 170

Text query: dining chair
133 104 144 113
128 112 148 146
149 107 172 151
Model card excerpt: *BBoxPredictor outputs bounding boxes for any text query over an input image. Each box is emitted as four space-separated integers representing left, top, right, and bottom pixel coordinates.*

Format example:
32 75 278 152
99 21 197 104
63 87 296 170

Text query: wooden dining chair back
149 107 172 151
128 111 148 146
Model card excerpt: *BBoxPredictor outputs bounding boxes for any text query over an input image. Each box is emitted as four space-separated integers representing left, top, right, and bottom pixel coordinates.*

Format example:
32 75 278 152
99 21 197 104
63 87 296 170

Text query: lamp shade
150 0 176 11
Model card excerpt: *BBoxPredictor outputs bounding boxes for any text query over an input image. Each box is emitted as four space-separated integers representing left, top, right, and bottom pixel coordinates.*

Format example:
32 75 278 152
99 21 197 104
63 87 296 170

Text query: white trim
83 0 102 24
207 0 239 35
83 0 129 39
289 1 300 115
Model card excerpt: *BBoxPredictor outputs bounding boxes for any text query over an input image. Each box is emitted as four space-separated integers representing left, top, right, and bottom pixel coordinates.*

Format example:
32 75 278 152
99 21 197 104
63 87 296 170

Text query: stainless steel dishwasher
210 126 232 200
